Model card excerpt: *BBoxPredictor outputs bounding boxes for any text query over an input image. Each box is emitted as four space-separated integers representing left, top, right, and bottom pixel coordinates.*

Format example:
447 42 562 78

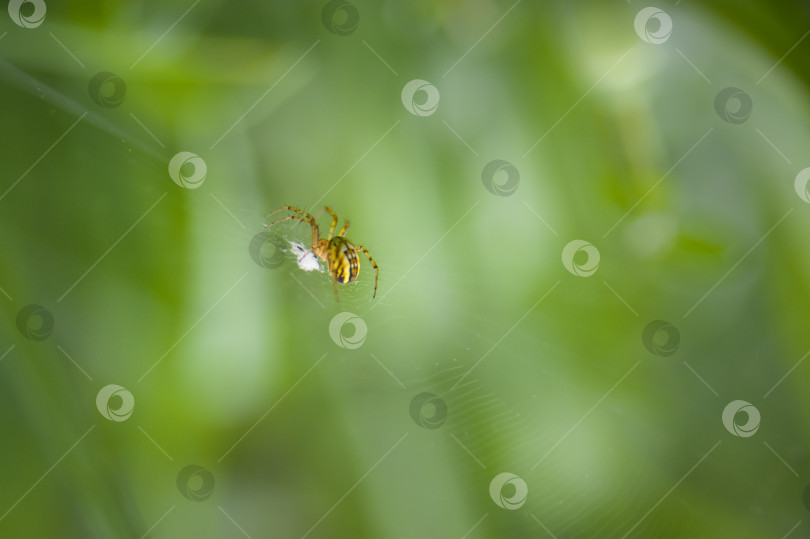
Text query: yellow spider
264 206 379 298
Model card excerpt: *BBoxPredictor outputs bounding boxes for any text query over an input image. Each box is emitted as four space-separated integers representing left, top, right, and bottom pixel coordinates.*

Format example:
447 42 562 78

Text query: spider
264 206 379 298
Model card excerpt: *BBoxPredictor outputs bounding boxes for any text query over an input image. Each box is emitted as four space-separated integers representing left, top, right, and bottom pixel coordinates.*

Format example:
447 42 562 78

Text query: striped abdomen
328 237 360 284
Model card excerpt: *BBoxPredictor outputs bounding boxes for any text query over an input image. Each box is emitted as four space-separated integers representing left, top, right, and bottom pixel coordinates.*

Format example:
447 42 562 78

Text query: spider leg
338 220 350 237
264 213 320 250
265 205 315 222
324 206 339 239
355 245 379 298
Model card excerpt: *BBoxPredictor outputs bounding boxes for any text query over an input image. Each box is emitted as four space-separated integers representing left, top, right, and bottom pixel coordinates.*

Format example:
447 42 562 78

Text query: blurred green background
2 0 810 537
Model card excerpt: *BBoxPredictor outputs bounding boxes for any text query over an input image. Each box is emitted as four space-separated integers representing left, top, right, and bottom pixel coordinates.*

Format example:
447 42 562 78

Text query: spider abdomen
328 237 360 284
